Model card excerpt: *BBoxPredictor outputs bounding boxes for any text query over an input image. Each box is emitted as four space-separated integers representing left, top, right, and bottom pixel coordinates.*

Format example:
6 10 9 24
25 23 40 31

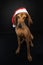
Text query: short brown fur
14 12 34 62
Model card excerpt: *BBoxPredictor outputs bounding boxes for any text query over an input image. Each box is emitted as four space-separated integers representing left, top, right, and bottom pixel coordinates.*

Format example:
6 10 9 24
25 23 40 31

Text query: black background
0 0 43 65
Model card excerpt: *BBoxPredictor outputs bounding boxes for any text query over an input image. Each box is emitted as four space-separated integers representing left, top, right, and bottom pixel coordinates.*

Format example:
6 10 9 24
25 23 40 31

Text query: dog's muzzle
18 24 22 28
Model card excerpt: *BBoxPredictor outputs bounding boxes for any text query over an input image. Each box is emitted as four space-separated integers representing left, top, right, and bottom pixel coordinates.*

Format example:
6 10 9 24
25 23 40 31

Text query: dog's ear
27 13 33 26
14 15 18 26
24 16 29 27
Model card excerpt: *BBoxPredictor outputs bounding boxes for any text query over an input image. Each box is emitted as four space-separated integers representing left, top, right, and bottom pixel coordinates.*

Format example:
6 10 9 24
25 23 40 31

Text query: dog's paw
16 49 20 54
31 43 34 47
27 55 32 62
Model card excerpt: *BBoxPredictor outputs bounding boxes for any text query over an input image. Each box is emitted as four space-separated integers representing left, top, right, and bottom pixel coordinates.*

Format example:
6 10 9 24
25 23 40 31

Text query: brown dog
12 8 34 61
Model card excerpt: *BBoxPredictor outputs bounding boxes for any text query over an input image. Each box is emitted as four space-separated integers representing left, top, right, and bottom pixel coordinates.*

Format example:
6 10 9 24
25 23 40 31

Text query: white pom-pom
12 24 16 27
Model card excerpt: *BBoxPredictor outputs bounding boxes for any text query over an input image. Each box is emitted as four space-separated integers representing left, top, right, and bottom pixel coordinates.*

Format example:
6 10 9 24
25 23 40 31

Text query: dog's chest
15 27 28 37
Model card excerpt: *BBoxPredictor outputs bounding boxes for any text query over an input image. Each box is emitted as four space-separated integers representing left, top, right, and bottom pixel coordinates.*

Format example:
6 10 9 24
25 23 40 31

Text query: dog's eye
23 17 26 19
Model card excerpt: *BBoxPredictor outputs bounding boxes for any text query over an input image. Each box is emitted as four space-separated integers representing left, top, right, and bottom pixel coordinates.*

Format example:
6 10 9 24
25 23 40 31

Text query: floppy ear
14 15 18 26
27 13 33 26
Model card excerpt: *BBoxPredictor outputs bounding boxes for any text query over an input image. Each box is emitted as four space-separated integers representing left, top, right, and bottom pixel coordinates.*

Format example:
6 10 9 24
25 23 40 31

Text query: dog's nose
18 24 22 28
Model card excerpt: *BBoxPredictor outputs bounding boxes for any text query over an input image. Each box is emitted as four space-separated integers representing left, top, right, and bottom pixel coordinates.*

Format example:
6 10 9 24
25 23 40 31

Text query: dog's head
14 12 33 27
12 8 33 27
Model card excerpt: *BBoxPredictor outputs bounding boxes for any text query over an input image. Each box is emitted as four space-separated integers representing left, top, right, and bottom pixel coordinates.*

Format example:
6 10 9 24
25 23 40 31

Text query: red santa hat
12 7 28 27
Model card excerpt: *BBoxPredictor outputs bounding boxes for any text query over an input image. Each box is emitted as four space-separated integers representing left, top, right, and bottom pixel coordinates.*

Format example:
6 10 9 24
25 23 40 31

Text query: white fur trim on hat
12 24 16 27
14 8 28 16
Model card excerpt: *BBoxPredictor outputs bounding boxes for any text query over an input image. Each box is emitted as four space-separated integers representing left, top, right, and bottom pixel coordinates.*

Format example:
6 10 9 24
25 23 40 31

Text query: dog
12 8 34 62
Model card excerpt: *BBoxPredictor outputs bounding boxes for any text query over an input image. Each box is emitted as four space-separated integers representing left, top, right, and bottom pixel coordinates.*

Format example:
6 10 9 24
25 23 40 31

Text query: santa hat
12 7 28 27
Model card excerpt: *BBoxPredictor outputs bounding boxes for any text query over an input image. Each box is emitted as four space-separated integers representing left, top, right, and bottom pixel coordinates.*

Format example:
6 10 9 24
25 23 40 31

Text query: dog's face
16 13 27 23
14 12 32 27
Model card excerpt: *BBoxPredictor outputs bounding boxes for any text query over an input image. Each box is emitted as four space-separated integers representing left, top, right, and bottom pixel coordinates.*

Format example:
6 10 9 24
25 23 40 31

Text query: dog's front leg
16 36 21 54
26 38 32 62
